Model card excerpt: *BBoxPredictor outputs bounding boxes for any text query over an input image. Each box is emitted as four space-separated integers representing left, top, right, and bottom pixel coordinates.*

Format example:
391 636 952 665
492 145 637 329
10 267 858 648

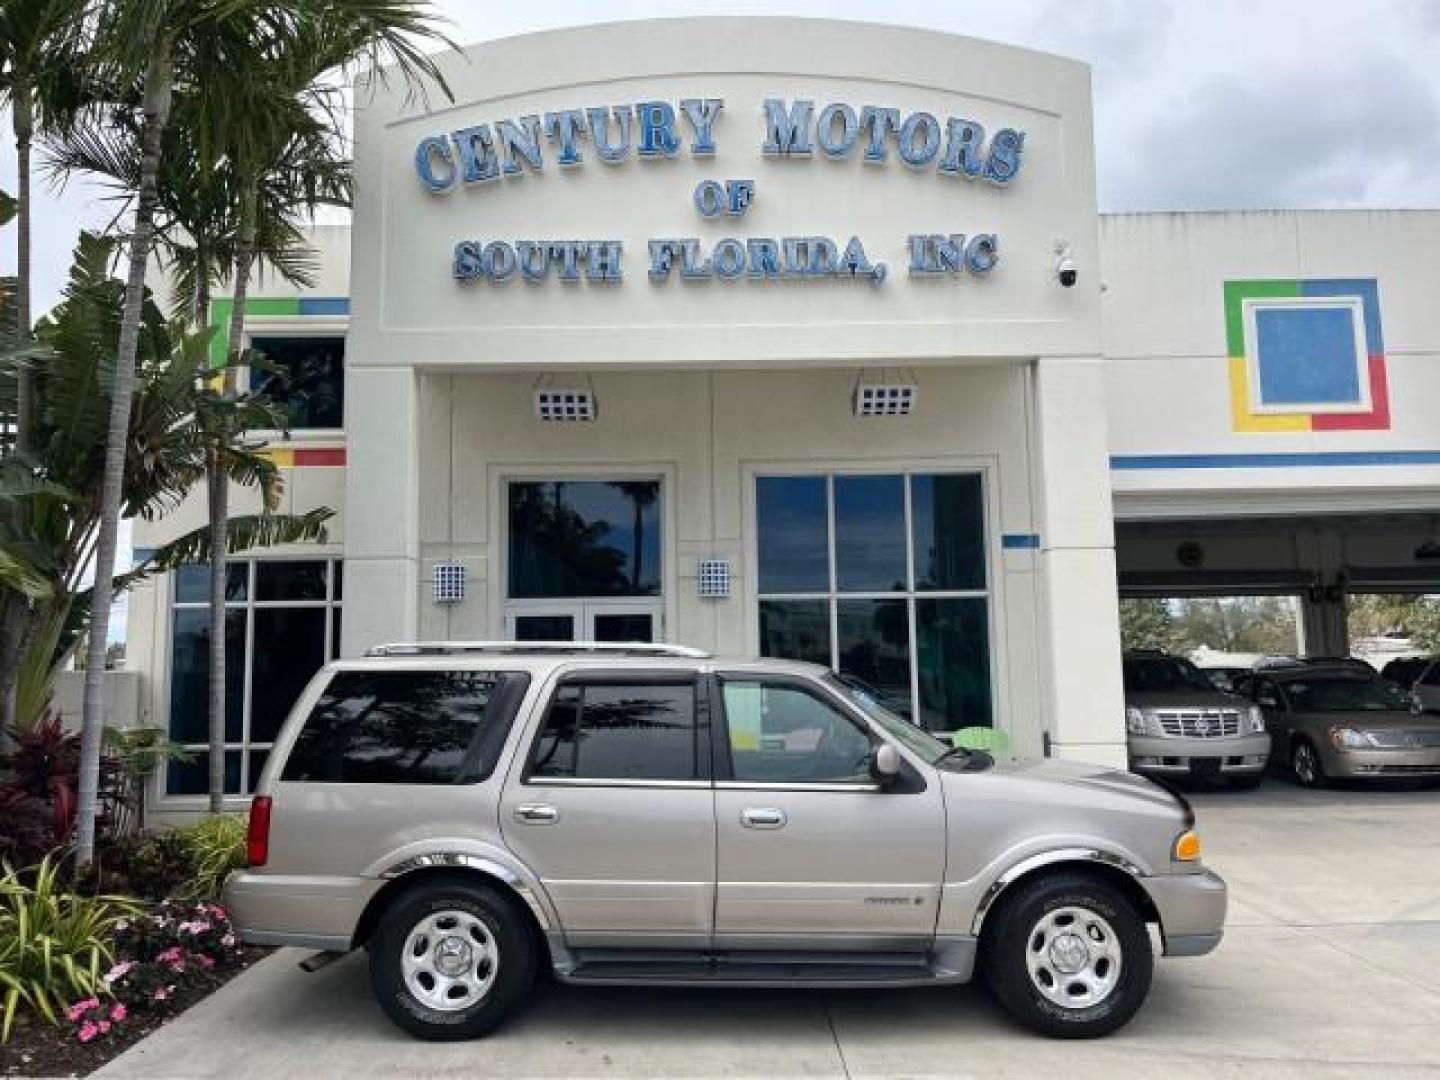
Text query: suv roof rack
364 640 712 659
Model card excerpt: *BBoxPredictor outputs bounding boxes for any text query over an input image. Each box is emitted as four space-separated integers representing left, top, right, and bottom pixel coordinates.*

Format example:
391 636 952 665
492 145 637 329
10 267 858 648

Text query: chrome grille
1153 708 1241 738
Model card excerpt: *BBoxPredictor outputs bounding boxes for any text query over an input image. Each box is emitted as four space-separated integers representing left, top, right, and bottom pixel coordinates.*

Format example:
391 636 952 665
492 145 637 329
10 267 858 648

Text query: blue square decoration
1254 306 1362 408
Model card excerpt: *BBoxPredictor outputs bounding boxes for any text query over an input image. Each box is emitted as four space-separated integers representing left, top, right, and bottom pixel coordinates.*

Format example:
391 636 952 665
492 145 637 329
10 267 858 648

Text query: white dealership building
119 19 1440 809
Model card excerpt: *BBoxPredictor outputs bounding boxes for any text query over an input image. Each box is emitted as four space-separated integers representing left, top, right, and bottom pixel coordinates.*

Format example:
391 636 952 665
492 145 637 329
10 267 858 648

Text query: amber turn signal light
1173 829 1202 862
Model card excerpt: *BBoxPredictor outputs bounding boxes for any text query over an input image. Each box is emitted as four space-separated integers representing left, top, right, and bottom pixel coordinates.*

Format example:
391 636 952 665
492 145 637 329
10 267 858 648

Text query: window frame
711 672 883 792
491 465 678 643
239 318 348 440
164 557 343 801
746 464 999 735
520 668 712 788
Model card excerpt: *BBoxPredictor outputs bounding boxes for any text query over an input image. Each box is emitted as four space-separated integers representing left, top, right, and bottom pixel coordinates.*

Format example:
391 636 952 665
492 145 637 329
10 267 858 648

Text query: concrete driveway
99 780 1440 1079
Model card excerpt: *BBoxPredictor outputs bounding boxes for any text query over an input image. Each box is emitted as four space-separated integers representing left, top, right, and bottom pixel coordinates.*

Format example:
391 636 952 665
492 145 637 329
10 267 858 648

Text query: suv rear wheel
369 880 537 1040
982 870 1153 1039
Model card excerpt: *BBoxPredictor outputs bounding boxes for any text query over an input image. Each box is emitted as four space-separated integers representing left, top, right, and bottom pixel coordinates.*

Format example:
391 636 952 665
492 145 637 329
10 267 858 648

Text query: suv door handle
514 803 560 825
740 807 787 829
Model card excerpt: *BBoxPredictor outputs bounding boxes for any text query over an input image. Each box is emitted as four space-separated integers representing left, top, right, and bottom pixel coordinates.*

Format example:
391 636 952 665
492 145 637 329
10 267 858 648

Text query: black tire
368 880 537 1041
1227 774 1264 791
1290 739 1328 788
982 870 1153 1039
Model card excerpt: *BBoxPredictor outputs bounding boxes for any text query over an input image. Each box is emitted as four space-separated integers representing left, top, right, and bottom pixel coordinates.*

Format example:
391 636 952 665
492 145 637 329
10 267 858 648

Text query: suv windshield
827 673 949 764
1281 676 1413 713
1123 656 1217 694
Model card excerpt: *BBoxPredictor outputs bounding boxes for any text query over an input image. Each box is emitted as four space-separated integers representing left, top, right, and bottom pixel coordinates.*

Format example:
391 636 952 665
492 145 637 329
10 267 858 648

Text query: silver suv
226 642 1227 1041
1124 651 1271 789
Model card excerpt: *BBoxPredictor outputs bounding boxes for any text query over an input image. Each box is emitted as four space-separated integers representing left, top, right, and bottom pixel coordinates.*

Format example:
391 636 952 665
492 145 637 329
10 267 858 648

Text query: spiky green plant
173 814 247 902
0 851 140 1042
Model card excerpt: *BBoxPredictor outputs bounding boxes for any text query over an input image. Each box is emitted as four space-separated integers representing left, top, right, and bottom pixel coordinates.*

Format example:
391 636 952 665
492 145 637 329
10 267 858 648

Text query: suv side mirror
870 743 903 786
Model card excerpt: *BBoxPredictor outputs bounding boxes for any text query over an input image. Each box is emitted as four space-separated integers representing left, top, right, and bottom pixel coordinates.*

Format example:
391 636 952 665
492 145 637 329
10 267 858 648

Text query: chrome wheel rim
1024 905 1123 1009
400 909 499 1012
1294 744 1317 784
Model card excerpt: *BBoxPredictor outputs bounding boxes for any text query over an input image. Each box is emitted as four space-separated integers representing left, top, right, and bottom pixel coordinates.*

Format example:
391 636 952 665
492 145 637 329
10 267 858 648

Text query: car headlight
1330 726 1368 750
1126 706 1156 736
1247 705 1265 734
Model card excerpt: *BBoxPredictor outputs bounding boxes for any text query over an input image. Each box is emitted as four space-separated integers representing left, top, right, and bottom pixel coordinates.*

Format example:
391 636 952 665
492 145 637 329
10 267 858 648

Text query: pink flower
157 946 183 964
67 1002 89 1023
77 1022 98 1044
103 961 134 986
110 1004 128 1022
98 1020 111 1035
197 955 215 969
206 904 228 919
152 987 172 1003
221 933 236 948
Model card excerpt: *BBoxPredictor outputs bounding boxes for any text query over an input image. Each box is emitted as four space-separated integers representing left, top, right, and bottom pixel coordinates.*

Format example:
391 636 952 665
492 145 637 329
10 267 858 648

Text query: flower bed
3 899 268 1078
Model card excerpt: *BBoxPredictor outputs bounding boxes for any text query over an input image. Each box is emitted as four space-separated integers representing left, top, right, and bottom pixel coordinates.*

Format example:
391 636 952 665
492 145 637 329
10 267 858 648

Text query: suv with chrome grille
1123 651 1270 789
225 642 1227 1042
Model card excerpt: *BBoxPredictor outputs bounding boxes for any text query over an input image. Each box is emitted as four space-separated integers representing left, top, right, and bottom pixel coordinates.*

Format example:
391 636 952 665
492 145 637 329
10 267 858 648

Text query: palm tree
0 0 87 737
71 0 454 862
0 231 334 730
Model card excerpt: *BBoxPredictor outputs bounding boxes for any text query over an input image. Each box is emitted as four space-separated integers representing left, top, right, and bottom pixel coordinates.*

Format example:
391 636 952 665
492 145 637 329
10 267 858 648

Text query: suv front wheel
369 879 537 1040
982 870 1153 1038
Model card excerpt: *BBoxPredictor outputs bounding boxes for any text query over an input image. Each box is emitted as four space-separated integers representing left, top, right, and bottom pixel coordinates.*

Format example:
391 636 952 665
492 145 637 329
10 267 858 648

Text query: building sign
413 98 1025 288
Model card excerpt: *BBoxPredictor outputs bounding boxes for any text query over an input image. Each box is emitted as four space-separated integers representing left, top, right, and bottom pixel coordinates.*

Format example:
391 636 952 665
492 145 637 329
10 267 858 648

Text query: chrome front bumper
1321 746 1440 779
1145 868 1227 957
1129 732 1271 775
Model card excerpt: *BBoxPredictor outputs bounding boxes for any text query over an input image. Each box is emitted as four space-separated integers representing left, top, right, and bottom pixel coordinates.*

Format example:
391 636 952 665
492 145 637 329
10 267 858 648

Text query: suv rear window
280 670 529 784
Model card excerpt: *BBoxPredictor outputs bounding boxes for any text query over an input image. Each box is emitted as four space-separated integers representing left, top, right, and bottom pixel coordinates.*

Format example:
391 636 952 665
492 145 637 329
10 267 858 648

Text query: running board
558 949 970 988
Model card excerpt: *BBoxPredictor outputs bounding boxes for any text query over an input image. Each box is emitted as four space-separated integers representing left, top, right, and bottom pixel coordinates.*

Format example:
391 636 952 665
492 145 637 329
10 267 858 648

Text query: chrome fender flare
371 848 556 932
968 847 1147 937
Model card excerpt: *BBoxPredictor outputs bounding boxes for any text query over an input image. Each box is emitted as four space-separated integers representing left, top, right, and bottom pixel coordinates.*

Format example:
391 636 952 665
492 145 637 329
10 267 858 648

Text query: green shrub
172 815 248 902
0 852 140 1042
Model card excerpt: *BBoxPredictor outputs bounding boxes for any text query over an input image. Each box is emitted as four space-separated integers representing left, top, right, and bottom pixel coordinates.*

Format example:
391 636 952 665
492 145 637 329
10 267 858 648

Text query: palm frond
143 509 335 569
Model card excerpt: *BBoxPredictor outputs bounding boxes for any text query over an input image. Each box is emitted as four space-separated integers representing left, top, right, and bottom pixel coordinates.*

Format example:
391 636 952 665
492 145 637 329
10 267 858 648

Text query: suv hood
979 754 1187 819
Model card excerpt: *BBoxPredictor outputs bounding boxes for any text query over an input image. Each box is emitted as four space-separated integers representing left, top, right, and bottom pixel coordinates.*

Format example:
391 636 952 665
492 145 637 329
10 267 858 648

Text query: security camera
1055 243 1078 288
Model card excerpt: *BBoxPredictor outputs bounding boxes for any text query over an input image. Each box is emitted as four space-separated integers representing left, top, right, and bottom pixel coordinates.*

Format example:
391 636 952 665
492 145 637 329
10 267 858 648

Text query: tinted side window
281 670 525 784
1422 664 1440 687
529 680 698 781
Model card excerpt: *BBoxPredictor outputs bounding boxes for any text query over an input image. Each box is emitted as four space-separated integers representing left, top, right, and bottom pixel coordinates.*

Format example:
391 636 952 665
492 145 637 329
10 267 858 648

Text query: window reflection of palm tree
607 481 658 592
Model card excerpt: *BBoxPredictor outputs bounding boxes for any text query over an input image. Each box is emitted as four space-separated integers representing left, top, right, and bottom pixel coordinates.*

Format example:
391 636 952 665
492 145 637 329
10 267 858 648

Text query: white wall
412 364 1062 755
1101 211 1440 514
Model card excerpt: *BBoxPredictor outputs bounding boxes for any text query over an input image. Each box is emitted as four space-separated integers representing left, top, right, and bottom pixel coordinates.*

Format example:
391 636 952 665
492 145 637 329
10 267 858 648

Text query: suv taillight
247 795 272 867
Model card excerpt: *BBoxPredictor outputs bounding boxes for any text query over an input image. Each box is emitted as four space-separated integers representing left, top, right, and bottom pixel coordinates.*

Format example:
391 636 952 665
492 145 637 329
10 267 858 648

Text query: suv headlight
1247 705 1265 734
1330 726 1369 750
1126 706 1158 736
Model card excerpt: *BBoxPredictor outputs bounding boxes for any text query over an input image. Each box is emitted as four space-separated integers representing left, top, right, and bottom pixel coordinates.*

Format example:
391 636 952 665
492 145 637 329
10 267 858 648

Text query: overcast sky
5 0 1440 314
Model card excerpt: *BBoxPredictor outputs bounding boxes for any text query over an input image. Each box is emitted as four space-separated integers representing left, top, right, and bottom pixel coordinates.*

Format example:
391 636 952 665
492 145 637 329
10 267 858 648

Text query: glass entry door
508 601 661 643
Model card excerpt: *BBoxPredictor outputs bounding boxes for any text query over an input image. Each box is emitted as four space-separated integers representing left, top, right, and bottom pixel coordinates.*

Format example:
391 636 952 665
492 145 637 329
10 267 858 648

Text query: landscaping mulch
1 946 270 1079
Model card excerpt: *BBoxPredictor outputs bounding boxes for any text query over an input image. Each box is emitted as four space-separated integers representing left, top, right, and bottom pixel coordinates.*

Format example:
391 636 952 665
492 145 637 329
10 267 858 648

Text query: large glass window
756 472 992 732
167 558 342 797
508 480 661 599
248 336 345 430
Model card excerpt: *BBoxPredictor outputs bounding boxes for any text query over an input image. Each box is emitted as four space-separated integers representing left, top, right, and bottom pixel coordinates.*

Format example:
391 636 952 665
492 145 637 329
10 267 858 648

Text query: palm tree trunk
76 37 174 868
13 77 34 451
205 186 255 812
0 597 27 736
206 449 228 812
